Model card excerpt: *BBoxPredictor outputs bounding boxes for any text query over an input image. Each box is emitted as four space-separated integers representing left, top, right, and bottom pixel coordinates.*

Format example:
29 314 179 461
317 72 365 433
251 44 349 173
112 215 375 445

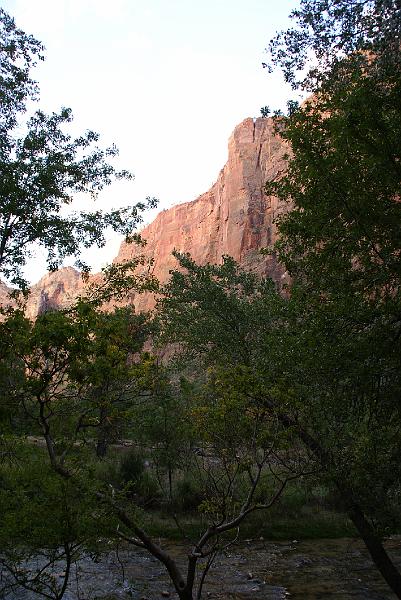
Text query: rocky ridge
1 117 290 316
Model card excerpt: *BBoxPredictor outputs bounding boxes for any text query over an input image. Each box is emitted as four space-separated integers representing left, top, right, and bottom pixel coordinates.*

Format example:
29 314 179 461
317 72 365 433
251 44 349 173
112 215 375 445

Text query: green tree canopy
263 0 401 594
158 241 401 596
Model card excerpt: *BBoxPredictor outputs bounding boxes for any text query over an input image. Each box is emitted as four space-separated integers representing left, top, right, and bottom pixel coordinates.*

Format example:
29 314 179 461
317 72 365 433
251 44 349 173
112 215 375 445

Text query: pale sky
2 0 300 283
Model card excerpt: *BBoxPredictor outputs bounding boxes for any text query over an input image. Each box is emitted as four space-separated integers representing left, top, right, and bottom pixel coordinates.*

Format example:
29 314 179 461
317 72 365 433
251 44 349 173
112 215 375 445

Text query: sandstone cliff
115 117 290 311
1 116 290 317
24 267 85 320
0 281 15 311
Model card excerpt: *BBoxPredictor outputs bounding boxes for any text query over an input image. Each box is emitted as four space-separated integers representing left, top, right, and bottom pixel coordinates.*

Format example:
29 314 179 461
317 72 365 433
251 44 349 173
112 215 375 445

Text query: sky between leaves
2 0 299 283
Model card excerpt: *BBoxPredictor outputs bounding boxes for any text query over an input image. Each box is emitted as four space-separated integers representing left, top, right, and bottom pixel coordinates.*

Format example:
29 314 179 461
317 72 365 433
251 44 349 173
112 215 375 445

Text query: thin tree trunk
178 590 193 600
96 404 111 458
96 435 108 458
168 464 173 502
262 398 401 598
346 498 401 598
56 542 72 600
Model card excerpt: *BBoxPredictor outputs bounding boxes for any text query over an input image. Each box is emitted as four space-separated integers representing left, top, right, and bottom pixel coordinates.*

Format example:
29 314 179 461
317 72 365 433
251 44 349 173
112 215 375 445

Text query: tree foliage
263 0 401 594
269 62 401 302
0 8 157 289
266 0 401 89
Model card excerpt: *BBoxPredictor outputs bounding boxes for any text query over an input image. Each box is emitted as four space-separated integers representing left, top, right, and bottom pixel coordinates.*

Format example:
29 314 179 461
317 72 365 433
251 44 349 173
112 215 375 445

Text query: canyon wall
24 267 85 320
115 116 290 311
1 116 290 316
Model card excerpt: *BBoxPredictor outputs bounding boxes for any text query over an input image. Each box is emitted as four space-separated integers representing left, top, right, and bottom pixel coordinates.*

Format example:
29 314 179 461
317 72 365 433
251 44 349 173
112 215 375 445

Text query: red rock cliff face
0 281 15 311
115 117 289 311
25 267 85 320
1 116 290 317
0 266 84 320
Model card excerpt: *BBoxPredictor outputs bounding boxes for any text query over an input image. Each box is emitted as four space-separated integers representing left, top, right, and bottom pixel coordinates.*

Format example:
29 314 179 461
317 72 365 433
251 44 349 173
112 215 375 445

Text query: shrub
137 471 161 506
175 474 205 512
119 448 146 487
